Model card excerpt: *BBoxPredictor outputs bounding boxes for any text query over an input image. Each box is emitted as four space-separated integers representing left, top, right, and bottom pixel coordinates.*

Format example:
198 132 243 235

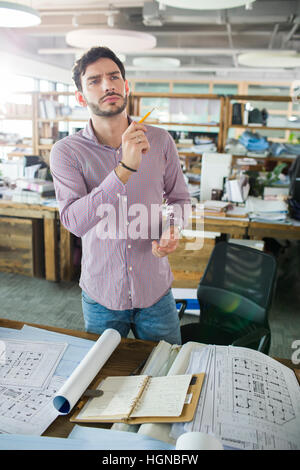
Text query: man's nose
102 78 115 93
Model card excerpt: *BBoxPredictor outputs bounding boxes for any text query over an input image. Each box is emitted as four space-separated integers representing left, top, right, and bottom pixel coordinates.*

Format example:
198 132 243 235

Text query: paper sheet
0 426 174 450
200 153 232 202
18 325 95 378
53 328 121 415
0 325 116 436
179 345 300 450
0 338 67 389
0 375 65 435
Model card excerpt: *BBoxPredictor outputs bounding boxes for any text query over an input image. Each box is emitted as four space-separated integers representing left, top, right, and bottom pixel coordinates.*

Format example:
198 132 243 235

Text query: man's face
78 57 129 117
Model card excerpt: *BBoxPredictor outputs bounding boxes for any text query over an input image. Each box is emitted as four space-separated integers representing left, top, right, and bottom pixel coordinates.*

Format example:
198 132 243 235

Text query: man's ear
75 90 87 107
125 79 130 97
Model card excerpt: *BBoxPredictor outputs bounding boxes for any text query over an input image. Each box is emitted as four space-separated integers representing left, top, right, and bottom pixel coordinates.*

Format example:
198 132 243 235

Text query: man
50 46 191 344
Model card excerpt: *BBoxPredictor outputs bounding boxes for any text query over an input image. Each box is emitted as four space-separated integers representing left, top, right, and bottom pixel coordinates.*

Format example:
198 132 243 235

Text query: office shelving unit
2 91 298 171
0 92 36 160
34 91 89 165
223 94 300 167
128 92 225 154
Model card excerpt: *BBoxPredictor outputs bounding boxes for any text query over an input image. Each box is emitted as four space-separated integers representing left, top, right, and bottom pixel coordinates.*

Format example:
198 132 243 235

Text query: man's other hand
152 226 180 258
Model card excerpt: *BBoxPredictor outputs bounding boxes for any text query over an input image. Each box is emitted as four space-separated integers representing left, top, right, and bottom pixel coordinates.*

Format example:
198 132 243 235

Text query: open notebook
71 373 204 424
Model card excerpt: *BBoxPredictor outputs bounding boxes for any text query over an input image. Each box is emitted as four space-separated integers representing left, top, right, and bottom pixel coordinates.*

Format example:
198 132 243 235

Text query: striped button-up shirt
50 118 191 310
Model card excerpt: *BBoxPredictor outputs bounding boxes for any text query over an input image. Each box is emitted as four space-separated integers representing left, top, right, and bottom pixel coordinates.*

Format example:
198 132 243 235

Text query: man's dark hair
72 46 126 91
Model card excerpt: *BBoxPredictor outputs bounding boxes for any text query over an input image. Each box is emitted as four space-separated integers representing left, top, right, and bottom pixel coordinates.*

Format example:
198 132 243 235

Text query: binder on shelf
70 373 204 425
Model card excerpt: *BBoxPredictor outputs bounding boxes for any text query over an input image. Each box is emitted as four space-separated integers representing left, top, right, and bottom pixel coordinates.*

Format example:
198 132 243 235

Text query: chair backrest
197 241 277 334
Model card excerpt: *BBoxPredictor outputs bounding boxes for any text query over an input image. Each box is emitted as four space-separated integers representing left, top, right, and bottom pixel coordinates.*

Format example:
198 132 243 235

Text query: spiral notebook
71 373 204 424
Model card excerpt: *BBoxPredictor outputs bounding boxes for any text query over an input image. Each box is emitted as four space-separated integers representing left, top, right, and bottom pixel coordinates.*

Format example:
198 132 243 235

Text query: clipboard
70 373 204 425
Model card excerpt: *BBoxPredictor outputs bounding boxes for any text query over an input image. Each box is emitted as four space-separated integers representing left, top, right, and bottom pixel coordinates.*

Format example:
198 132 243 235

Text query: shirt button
129 266 133 271
128 244 131 249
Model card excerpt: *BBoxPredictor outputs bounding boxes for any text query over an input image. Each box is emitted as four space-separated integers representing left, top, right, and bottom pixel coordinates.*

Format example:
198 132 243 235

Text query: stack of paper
245 196 289 222
170 345 300 450
263 186 289 201
203 200 232 217
15 178 54 194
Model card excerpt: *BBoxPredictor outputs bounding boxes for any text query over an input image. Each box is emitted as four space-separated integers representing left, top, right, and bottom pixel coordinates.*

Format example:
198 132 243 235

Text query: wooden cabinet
168 235 216 288
0 202 61 281
0 216 43 277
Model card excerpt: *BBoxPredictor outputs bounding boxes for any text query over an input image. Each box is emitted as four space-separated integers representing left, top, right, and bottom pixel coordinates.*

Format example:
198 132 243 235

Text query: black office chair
178 241 277 354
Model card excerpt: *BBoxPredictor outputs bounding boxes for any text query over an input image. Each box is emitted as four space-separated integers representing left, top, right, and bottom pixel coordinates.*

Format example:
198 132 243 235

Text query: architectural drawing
232 356 295 425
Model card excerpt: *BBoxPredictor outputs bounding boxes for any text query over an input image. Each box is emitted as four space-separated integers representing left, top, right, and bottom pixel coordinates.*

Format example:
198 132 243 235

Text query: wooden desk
202 216 249 238
249 221 300 241
0 202 73 282
201 216 300 241
0 318 299 446
0 318 156 438
1 200 298 285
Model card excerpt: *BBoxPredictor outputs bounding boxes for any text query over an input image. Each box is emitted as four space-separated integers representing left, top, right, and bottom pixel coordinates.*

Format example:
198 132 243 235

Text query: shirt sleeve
50 140 126 237
162 131 192 230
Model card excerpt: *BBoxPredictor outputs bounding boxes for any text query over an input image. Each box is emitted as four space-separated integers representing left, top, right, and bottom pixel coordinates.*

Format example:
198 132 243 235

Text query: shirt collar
82 116 133 145
82 119 99 144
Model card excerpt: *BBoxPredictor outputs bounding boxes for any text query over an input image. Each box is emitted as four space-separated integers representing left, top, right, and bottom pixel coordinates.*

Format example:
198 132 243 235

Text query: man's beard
86 93 128 117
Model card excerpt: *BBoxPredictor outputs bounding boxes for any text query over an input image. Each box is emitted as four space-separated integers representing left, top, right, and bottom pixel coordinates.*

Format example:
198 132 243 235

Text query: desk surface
0 318 156 438
0 200 57 219
203 216 300 240
249 220 300 240
1 318 299 446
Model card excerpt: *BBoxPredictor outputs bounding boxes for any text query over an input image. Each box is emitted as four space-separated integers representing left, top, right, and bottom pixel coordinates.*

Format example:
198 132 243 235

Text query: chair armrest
231 328 270 353
175 299 187 320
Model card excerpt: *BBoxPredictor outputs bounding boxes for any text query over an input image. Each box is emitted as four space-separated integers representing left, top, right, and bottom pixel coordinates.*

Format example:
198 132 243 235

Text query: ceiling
2 0 300 83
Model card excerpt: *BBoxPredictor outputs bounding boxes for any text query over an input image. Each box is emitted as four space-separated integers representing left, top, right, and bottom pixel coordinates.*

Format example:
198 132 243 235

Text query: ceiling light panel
156 0 256 10
0 1 41 27
66 29 157 54
238 51 300 68
132 57 180 68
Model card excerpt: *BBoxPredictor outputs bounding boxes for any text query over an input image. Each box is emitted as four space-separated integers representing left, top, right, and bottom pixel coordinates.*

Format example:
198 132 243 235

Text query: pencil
138 107 156 123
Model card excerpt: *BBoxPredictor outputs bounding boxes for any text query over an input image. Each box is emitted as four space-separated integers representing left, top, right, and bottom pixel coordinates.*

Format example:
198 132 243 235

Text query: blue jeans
81 289 182 344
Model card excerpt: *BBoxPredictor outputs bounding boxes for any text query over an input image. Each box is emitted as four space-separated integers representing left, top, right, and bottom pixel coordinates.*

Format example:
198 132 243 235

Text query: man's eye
111 76 119 80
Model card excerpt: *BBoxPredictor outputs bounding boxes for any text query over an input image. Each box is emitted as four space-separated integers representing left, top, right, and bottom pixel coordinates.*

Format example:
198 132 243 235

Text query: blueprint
0 328 77 435
0 375 64 435
171 345 300 450
0 338 67 388
0 325 118 435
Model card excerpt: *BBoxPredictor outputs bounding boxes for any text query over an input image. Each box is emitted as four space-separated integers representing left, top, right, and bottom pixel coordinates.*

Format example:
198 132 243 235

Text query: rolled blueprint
176 432 223 450
53 328 121 414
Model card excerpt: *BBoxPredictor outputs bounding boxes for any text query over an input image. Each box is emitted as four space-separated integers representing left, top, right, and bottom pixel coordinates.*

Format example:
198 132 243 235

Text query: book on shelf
39 99 57 119
15 178 54 194
71 373 204 425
